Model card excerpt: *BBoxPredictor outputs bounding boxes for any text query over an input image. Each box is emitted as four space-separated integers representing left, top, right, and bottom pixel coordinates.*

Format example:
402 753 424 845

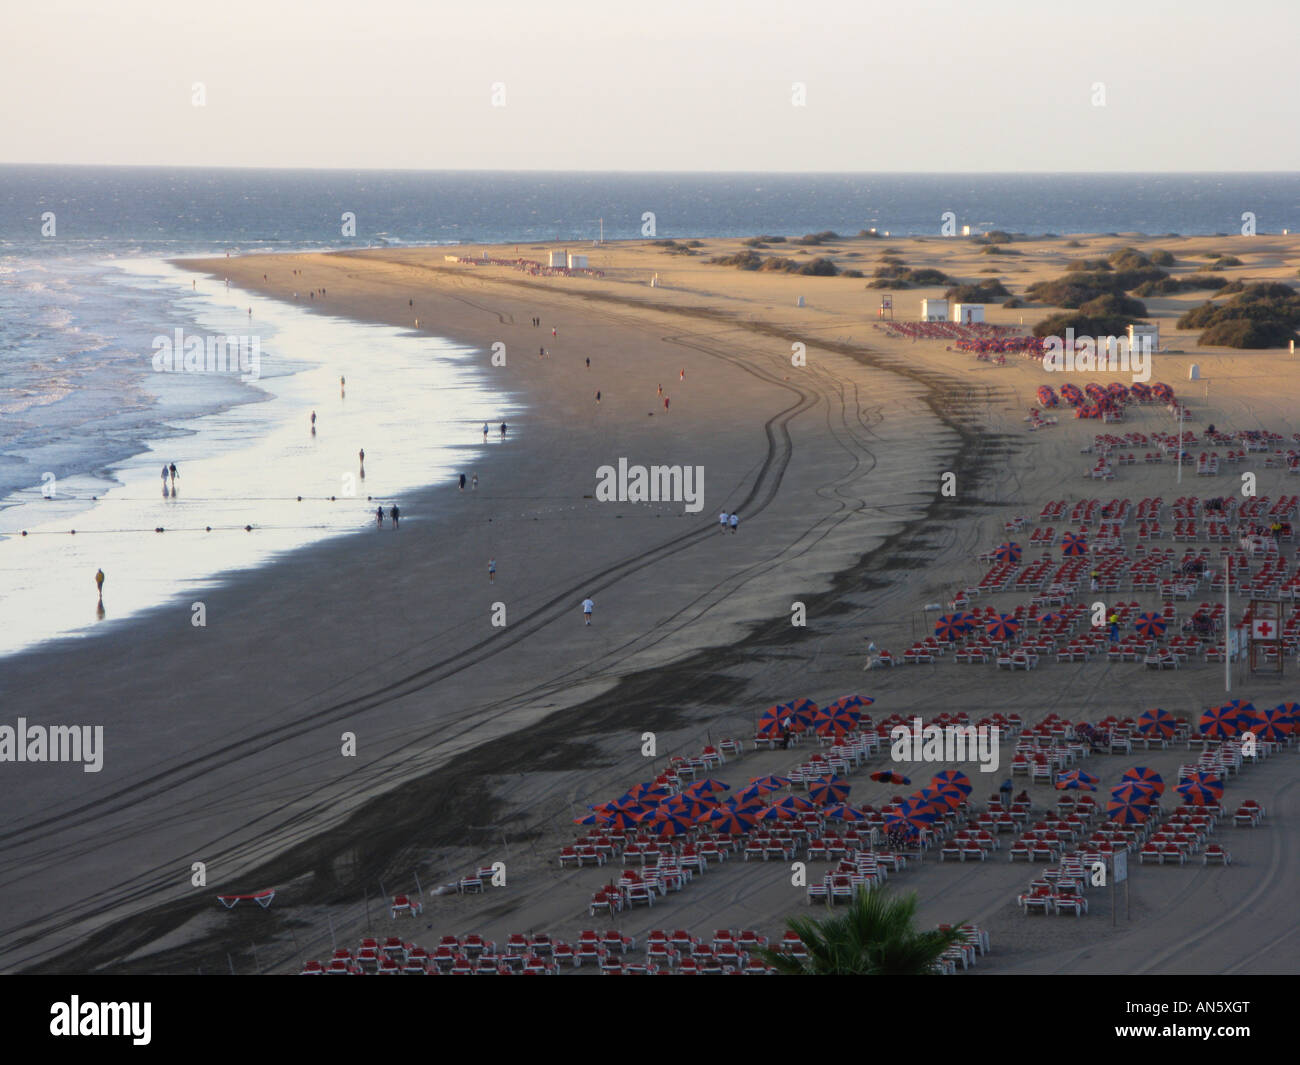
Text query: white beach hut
920 298 948 322
567 252 588 269
548 251 568 268
951 303 985 324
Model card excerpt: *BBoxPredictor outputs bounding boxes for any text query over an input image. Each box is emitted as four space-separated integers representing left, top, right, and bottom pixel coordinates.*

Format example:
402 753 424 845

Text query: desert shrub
1149 249 1175 266
1003 297 1024 309
709 249 763 270
741 238 768 247
904 267 950 285
868 278 906 289
796 231 841 245
857 230 881 238
1066 259 1112 272
1132 275 1229 296
1033 310 1134 339
1080 292 1147 318
1175 282 1300 347
842 269 864 278
945 279 1011 302
1064 239 1083 247
760 256 797 272
798 257 840 276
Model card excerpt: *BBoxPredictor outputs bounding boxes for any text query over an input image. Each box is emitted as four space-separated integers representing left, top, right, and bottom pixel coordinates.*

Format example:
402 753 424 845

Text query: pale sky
3 0 1297 171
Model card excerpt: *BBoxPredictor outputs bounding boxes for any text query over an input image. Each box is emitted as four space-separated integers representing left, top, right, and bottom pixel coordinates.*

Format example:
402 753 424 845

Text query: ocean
1 167 1297 655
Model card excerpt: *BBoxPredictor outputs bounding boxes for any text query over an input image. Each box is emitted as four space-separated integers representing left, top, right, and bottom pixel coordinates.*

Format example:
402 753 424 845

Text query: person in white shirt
582 597 594 625
719 511 729 533
729 513 739 534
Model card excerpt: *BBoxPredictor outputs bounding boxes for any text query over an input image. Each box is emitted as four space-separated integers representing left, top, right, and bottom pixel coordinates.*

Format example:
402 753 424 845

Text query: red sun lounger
216 889 276 910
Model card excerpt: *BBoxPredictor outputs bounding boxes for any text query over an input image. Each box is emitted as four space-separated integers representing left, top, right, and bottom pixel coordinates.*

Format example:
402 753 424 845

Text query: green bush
1132 275 1229 296
795 231 841 246
1004 297 1025 309
798 257 840 276
709 249 763 270
1149 250 1175 266
1080 292 1147 318
1176 282 1300 347
1033 311 1134 339
945 279 1011 302
842 269 864 278
1064 239 1083 248
904 267 950 285
867 278 906 289
1066 259 1112 272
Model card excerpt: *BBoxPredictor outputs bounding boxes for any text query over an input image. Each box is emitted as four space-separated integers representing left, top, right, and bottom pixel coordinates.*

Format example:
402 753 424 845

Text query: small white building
951 303 985 324
548 251 568 268
1129 323 1160 354
567 252 588 269
920 298 948 322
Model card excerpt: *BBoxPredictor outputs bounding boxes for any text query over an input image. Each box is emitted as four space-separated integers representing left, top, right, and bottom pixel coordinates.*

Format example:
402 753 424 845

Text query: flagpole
1224 555 1231 693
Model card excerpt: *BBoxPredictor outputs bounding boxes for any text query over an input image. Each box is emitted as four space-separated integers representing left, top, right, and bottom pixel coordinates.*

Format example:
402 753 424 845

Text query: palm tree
757 885 965 975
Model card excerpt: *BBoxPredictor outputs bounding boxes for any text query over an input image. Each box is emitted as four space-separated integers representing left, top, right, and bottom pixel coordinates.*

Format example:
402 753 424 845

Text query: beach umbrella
1199 705 1244 740
756 804 796 822
823 803 870 823
1175 780 1221 806
994 542 1022 564
772 794 818 814
1110 781 1157 804
1246 706 1294 743
659 796 716 821
1121 767 1165 795
704 806 758 834
807 776 852 805
747 775 794 793
1055 770 1098 791
931 770 973 795
1061 533 1088 556
684 779 731 798
1185 773 1224 798
889 773 912 786
1275 701 1300 726
815 704 861 738
755 707 787 739
934 614 966 642
985 614 1022 641
824 693 871 715
731 785 772 806
781 698 820 730
1219 698 1256 720
624 782 671 804
643 812 693 838
573 812 600 825
1137 708 1178 741
870 771 894 783
882 805 936 832
1133 612 1167 639
1105 796 1152 824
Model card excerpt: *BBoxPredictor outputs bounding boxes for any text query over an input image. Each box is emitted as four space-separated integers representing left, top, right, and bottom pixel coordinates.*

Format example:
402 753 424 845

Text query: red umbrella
1061 533 1087 556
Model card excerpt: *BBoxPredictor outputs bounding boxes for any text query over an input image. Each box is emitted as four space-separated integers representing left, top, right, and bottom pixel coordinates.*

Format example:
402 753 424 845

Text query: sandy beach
3 233 1298 975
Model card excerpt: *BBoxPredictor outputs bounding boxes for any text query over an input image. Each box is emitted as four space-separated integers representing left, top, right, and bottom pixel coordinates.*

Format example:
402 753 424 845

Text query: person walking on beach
1108 611 1120 643
552 327 557 338
459 473 466 491
376 505 384 527
390 505 400 528
1089 569 1099 592
169 462 178 487
488 558 496 582
95 568 105 602
595 390 601 404
729 512 739 534
472 473 478 490
680 368 685 381
585 357 590 369
999 779 1013 808
582 596 594 626
311 410 317 427
500 421 508 437
719 510 729 533
664 397 670 412
657 384 663 398
483 422 489 442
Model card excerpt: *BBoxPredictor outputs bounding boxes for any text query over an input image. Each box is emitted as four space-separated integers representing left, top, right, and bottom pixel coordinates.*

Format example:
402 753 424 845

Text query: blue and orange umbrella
747 775 794 793
807 777 852 805
1248 706 1295 743
986 614 1022 641
1105 796 1153 824
684 779 731 798
823 803 870 823
756 706 792 739
1137 708 1178 741
782 698 820 730
1111 781 1158 804
644 812 693 838
1056 770 1098 791
1275 702 1300 726
659 796 716 820
869 770 912 785
815 704 861 738
1122 767 1165 795
594 810 645 832
704 806 758 834
625 782 671 804
773 794 819 814
1175 780 1221 806
931 770 972 795
1061 533 1088 556
883 806 936 832
1199 705 1244 740
994 542 1023 564
756 803 796 822
918 785 965 809
934 614 967 642
1184 773 1224 798
1134 612 1167 639
824 693 872 715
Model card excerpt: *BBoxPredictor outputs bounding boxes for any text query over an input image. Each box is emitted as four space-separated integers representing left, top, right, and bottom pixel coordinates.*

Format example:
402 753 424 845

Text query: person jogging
95 568 105 600
582 596 594 625
390 505 400 528
488 558 496 582
719 510 729 533
729 512 739 534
